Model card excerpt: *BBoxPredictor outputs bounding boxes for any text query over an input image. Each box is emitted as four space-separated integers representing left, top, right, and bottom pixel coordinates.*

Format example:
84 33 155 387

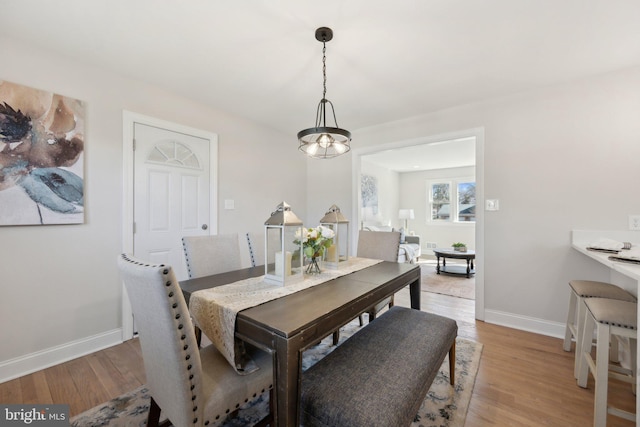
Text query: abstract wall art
360 174 378 217
0 80 84 225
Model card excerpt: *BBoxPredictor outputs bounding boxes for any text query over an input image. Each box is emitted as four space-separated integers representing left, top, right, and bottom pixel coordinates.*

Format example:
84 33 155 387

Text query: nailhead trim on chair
181 239 195 278
246 233 258 267
160 263 200 425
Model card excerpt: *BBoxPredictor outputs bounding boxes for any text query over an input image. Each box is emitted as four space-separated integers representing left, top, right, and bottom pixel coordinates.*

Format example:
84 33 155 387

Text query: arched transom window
146 139 201 169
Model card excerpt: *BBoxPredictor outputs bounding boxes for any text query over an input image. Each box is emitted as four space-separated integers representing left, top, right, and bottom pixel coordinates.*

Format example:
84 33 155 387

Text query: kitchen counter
571 229 640 424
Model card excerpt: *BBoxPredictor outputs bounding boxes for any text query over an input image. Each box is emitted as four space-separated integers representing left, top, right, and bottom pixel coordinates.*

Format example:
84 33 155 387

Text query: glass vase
305 251 323 274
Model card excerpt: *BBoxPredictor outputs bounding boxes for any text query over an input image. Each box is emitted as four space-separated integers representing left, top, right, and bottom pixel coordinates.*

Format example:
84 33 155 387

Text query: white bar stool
563 280 636 378
577 298 637 426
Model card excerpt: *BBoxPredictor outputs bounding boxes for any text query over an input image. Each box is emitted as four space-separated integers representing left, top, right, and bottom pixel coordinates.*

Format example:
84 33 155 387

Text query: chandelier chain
322 41 327 100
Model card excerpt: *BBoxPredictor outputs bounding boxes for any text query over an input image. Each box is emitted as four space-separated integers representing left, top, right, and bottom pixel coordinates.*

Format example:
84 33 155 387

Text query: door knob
202 224 208 230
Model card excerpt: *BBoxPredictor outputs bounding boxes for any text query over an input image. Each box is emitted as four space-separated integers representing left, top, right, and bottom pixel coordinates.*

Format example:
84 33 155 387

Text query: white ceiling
363 137 476 172
2 0 639 142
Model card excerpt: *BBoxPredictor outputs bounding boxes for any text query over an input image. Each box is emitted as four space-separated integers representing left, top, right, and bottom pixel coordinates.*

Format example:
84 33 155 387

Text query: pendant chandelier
298 27 351 159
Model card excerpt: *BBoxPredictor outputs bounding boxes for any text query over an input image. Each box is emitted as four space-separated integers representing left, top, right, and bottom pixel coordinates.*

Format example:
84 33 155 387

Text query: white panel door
133 123 211 280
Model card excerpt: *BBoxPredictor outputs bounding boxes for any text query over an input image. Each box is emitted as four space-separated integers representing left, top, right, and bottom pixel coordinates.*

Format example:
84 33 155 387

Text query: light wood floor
1 288 635 426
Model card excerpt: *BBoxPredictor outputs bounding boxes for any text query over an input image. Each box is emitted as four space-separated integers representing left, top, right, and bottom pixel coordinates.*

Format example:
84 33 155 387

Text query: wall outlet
629 215 640 230
485 199 499 211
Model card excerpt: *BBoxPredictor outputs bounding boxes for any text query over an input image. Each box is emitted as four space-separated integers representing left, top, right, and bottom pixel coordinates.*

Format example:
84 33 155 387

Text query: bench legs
449 340 456 385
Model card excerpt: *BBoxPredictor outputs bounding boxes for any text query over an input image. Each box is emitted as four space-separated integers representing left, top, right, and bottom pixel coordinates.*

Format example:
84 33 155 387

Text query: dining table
180 260 421 427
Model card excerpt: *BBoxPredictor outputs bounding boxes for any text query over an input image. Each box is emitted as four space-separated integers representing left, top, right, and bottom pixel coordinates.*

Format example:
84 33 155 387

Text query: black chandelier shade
298 27 351 159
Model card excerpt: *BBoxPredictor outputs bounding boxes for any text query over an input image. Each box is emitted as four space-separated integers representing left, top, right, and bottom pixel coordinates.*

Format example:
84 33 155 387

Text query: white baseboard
0 329 123 384
484 309 565 339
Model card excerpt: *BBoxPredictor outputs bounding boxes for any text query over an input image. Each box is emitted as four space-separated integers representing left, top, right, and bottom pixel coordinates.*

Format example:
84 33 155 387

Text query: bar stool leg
610 335 620 363
578 298 637 426
563 291 577 352
573 298 620 378
577 310 613 426
594 323 610 427
574 297 592 378
631 337 637 395
577 308 594 388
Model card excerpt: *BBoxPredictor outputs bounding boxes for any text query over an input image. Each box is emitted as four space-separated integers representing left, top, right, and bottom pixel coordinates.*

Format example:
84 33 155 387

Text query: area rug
70 319 482 427
419 260 475 300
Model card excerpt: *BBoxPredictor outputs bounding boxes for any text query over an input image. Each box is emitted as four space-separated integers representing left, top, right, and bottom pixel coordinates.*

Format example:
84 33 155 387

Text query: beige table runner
189 257 382 373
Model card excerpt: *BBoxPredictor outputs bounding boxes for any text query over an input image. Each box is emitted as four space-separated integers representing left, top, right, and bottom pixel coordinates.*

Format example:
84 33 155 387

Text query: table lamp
398 209 414 231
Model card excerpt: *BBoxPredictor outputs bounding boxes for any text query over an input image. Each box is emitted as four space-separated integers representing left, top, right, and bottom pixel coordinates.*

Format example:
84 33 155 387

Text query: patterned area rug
419 260 475 300
71 319 482 427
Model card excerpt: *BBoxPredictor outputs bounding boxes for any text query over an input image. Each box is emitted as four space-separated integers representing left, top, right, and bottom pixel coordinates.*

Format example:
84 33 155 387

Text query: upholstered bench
301 306 458 427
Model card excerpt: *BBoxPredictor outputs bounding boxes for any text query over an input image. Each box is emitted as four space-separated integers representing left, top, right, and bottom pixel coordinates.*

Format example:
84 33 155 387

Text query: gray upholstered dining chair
182 234 243 347
117 254 273 427
357 230 401 264
357 230 401 320
182 233 241 278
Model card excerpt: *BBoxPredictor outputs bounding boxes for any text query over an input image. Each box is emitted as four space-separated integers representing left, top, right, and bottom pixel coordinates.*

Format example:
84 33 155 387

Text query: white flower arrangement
295 225 335 259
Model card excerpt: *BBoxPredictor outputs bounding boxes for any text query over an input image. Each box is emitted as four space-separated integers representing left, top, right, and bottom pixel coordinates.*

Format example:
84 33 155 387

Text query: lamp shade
398 209 415 220
399 208 414 231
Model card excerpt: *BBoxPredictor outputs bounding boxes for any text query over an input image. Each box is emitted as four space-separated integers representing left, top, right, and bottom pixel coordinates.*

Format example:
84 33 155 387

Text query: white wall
0 36 306 381
303 152 353 227
399 166 476 254
309 65 640 336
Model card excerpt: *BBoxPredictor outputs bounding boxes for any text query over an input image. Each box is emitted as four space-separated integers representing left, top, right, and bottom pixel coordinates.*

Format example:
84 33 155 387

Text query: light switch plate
485 199 499 211
629 214 640 230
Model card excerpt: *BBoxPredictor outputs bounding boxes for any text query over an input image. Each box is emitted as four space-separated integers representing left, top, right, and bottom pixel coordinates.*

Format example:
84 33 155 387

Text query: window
457 181 476 222
430 182 451 221
428 178 475 223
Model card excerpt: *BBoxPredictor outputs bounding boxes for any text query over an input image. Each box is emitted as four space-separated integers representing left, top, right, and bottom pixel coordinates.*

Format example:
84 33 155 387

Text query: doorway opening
351 128 485 320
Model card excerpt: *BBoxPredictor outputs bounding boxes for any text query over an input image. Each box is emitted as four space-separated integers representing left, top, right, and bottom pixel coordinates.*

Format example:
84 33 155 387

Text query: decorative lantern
264 202 304 286
319 204 349 268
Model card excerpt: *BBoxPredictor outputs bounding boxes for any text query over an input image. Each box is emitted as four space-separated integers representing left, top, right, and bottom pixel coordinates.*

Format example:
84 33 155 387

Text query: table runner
189 257 382 373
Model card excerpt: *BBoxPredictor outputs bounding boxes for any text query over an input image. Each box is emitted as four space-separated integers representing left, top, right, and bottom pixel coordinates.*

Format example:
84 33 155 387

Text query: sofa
362 225 421 263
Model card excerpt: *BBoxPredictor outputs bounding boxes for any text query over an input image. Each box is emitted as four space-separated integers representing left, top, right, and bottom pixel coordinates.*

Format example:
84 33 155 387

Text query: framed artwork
0 80 85 225
360 174 378 218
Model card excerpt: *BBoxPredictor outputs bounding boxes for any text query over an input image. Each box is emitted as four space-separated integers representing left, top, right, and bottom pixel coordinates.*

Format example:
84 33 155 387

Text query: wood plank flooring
0 288 635 426
395 289 635 427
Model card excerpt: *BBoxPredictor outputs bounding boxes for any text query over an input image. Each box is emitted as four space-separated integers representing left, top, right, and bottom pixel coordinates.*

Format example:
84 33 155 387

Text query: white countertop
571 229 640 282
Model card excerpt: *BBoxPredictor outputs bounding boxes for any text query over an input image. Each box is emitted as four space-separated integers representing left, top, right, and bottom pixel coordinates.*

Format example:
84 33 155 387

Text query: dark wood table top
433 248 476 258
